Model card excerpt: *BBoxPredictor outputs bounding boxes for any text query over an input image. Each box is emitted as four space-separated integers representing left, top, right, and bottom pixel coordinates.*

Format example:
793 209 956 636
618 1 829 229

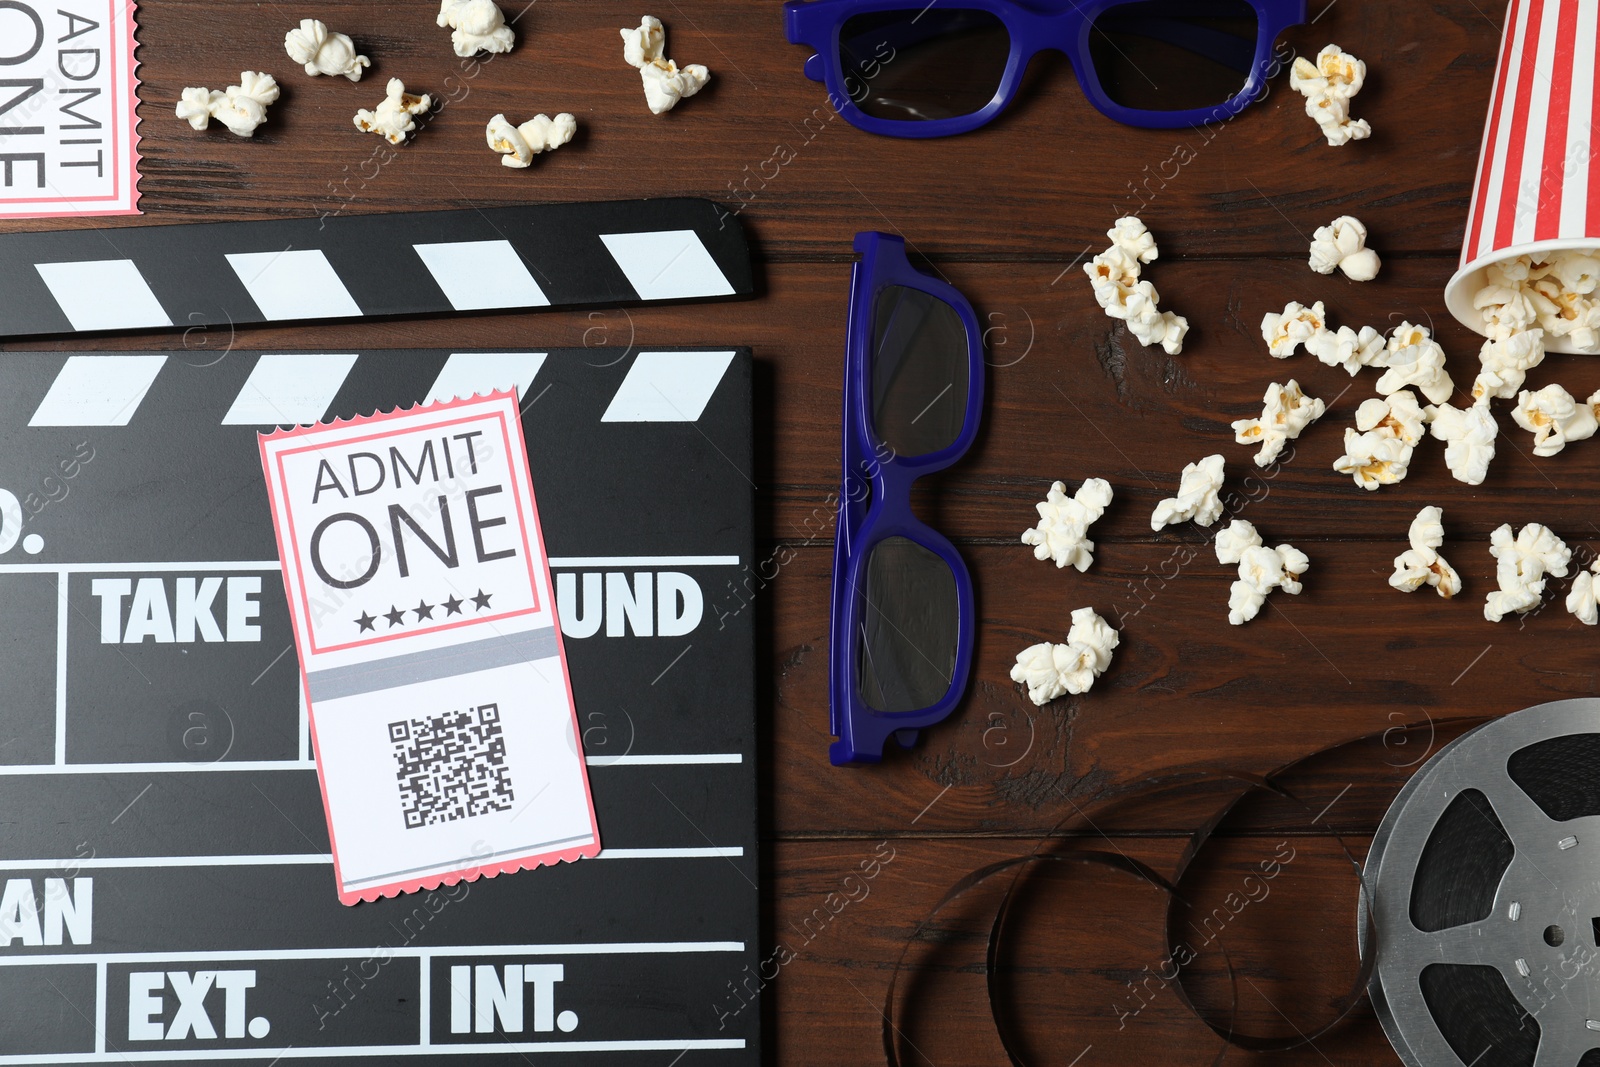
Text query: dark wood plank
2 1 1495 256
765 542 1592 837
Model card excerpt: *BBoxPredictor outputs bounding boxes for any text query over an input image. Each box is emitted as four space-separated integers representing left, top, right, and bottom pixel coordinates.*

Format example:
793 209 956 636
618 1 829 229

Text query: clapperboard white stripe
424 351 548 404
414 241 551 310
601 351 738 422
28 355 167 426
600 229 736 301
225 250 363 321
22 350 739 425
33 260 172 332
221 353 360 425
0 200 752 339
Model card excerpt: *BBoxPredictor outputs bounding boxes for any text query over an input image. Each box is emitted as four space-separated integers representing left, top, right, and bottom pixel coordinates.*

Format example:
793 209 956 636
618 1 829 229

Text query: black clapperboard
0 347 759 1062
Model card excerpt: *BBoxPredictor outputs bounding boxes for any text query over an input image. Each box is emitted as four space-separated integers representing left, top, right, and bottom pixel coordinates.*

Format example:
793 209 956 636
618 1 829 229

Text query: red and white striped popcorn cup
1445 0 1600 354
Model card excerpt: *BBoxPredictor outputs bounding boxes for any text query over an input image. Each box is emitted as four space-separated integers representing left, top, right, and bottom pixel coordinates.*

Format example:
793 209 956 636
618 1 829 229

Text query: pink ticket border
3 0 144 216
259 391 601 905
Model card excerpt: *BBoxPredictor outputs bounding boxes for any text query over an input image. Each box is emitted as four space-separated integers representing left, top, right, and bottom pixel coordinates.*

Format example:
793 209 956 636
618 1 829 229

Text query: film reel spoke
1530 1026 1589 1067
1477 766 1562 843
1425 917 1499 965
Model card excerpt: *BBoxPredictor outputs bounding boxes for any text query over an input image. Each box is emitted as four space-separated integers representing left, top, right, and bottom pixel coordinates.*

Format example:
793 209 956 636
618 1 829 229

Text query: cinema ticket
259 391 599 904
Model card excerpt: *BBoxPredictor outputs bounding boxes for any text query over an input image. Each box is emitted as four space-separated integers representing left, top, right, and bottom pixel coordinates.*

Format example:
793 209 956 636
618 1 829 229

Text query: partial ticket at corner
0 0 144 217
259 390 599 904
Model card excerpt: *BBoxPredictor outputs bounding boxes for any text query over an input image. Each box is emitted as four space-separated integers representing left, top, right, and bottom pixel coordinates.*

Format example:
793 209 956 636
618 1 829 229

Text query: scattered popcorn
1260 300 1327 358
175 72 280 137
1109 216 1157 264
622 16 710 115
1305 323 1387 375
1232 379 1325 467
1290 44 1371 146
1213 519 1261 564
1009 607 1120 705
1333 429 1412 490
284 19 369 80
1485 522 1570 622
1083 217 1189 355
175 87 223 131
354 78 433 145
1511 384 1599 457
1308 215 1381 281
438 0 515 56
1566 558 1600 625
1425 401 1498 486
1151 454 1225 532
1473 253 1600 355
486 112 577 167
1355 391 1428 447
1472 329 1546 401
1019 478 1113 571
1376 322 1455 405
1214 520 1309 625
1389 506 1461 598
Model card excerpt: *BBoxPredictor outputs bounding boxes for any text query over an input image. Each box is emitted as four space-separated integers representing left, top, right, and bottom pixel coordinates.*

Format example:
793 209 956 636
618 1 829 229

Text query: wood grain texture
0 0 1558 1062
7 0 1492 256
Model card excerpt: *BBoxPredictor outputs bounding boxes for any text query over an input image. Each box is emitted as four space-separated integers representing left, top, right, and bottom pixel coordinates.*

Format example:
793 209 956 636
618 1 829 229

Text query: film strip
881 701 1600 1067
0 198 753 339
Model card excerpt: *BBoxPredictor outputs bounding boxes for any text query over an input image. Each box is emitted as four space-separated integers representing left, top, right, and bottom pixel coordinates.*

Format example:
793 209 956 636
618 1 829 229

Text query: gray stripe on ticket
307 628 559 701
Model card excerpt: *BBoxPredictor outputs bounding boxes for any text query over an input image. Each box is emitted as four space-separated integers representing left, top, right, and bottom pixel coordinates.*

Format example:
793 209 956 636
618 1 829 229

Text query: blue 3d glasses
830 233 982 765
785 0 1307 137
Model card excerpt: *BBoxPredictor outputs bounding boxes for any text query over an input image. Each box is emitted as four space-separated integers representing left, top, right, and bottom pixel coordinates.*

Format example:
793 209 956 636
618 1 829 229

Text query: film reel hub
1365 699 1600 1067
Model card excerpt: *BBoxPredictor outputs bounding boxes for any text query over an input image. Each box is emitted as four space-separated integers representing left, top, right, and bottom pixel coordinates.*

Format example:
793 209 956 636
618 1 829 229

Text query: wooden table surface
3 1 1579 1062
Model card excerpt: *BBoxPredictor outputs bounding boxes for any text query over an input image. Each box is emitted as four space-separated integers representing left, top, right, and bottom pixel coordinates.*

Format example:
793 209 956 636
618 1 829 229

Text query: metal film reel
1364 699 1600 1067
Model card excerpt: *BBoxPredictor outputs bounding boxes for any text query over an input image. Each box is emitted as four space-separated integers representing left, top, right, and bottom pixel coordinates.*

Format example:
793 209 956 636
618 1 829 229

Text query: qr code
388 704 515 829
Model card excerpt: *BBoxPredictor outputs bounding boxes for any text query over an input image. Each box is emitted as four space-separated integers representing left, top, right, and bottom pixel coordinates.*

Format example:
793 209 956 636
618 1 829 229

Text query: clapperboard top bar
0 198 754 340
